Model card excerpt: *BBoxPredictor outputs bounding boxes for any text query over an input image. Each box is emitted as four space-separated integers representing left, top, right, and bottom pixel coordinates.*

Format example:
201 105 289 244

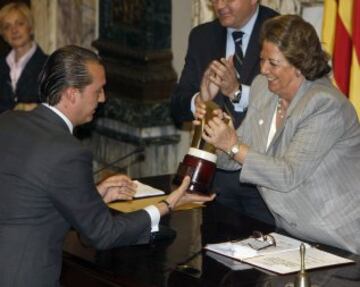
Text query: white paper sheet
205 233 354 274
133 180 165 198
245 247 354 274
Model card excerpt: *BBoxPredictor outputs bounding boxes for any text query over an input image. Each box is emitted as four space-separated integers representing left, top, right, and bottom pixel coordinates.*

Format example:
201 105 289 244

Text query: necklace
277 98 285 119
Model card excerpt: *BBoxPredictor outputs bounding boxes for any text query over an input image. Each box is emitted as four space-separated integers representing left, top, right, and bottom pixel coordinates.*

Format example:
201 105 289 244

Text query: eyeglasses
233 231 276 251
249 231 276 250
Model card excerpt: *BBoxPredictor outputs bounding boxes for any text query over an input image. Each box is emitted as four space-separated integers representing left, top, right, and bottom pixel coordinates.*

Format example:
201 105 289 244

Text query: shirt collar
42 103 74 134
227 5 259 38
6 41 37 69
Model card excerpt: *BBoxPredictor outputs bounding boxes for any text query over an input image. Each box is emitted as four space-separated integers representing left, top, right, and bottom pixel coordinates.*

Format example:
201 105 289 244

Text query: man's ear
64 87 80 104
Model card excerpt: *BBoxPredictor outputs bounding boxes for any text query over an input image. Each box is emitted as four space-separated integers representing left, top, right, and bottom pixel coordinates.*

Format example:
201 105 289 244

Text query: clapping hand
208 57 239 98
200 63 221 102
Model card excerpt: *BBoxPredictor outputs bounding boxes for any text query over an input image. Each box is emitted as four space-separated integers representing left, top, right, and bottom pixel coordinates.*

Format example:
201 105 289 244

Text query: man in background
0 45 213 287
171 0 278 225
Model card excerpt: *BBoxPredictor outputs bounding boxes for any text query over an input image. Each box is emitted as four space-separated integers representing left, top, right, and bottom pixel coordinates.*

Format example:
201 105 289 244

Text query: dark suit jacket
0 45 48 113
170 5 278 127
0 105 151 286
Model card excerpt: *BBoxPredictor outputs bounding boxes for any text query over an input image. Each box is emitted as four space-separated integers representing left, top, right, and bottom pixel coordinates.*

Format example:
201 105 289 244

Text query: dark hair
39 45 103 105
260 15 331 80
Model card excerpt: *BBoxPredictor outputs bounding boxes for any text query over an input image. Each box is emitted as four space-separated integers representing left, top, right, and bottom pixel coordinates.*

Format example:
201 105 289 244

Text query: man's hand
97 174 137 203
156 176 215 215
200 63 221 102
194 63 221 125
208 57 239 99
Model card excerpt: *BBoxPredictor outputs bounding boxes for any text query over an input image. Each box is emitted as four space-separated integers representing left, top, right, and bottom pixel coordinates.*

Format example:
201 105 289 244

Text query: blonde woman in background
0 2 47 113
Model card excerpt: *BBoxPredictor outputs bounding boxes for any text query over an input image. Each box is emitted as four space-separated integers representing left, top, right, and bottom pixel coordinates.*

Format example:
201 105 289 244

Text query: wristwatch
232 84 242 103
227 143 241 159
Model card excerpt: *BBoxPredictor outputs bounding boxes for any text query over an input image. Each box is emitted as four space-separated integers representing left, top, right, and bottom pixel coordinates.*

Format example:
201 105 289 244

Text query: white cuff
144 205 160 232
233 84 250 112
191 92 200 116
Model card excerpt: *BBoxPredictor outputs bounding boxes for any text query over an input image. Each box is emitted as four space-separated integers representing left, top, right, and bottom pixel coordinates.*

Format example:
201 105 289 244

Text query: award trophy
173 101 221 195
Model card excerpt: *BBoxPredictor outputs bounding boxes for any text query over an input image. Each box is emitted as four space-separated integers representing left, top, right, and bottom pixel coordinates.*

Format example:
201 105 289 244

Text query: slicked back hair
39 45 103 105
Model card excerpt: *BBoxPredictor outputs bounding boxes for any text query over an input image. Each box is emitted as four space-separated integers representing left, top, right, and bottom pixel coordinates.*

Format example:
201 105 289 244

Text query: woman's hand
97 174 137 203
193 95 207 124
202 116 238 153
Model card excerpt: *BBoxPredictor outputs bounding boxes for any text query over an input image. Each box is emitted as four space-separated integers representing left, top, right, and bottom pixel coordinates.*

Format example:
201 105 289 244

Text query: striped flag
322 0 360 116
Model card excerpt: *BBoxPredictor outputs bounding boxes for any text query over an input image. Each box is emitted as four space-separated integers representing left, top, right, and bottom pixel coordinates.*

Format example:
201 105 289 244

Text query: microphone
93 145 145 176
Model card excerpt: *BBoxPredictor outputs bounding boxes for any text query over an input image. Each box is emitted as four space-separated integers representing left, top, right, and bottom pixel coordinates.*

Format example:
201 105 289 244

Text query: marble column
91 0 180 178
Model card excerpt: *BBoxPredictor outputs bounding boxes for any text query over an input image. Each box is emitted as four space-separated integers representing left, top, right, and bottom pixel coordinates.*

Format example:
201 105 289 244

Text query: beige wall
171 0 193 78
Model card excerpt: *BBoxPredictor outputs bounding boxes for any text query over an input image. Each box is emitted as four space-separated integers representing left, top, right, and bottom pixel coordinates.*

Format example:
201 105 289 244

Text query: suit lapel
0 59 12 88
242 5 272 85
213 23 233 112
242 18 262 84
214 21 227 59
257 93 278 153
267 80 311 150
241 5 279 85
16 47 41 95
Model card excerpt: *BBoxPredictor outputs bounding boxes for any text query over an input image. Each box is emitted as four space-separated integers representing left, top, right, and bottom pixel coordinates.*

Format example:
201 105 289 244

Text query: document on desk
205 232 354 274
206 251 253 271
108 181 203 213
133 180 165 198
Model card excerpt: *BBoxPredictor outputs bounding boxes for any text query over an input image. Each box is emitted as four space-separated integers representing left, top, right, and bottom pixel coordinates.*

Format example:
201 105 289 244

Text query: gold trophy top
191 101 221 154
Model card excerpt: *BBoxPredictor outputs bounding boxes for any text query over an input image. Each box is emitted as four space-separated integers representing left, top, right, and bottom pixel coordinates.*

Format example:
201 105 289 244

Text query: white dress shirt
6 42 37 93
226 6 259 112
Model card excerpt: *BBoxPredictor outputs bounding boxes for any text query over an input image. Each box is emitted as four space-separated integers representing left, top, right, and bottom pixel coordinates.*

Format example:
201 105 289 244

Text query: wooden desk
60 175 360 287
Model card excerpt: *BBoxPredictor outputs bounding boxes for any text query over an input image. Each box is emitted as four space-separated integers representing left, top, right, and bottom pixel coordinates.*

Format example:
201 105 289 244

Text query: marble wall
32 0 98 54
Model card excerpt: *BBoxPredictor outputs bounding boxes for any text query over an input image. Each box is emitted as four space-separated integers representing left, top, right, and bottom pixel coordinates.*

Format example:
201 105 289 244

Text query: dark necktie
232 31 244 79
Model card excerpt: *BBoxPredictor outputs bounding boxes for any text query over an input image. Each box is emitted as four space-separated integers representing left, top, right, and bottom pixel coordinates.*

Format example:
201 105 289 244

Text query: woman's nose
260 61 270 75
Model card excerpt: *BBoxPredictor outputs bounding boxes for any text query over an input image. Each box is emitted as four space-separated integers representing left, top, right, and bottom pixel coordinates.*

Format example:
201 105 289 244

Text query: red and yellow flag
322 0 360 116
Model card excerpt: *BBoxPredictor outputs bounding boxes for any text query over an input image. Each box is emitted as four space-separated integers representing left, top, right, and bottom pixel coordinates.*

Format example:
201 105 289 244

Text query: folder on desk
205 232 354 274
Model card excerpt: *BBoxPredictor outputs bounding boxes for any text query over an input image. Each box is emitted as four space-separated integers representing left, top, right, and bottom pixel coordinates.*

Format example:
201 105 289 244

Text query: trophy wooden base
173 148 216 195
